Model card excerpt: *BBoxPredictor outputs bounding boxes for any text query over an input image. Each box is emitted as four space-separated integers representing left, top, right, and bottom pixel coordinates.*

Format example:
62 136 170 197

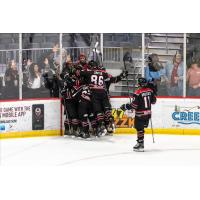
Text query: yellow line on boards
0 130 61 139
1 128 200 139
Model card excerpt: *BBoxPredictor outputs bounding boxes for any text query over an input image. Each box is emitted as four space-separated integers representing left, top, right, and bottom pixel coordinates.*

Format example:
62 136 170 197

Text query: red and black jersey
130 87 156 117
76 61 89 71
60 73 84 100
80 69 111 92
72 85 91 102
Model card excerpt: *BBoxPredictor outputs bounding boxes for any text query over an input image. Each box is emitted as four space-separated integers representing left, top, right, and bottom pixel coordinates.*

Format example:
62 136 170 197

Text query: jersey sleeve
130 93 139 109
109 74 122 83
151 92 157 104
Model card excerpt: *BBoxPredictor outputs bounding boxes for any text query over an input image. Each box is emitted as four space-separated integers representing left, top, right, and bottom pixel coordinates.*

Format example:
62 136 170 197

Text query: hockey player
120 77 157 152
70 65 97 139
60 64 82 137
103 68 128 134
80 60 115 136
73 84 97 139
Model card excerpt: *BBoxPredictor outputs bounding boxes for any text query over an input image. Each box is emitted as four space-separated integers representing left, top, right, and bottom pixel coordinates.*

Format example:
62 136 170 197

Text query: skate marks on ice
58 151 133 166
58 146 200 166
2 135 200 166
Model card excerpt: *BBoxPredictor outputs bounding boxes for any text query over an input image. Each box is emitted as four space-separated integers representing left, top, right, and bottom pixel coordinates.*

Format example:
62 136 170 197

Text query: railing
0 46 141 65
0 46 142 97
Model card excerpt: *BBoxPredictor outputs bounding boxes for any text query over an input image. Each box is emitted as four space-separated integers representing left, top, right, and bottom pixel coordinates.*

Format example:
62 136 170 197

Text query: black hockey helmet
88 60 99 70
74 64 82 71
138 77 148 87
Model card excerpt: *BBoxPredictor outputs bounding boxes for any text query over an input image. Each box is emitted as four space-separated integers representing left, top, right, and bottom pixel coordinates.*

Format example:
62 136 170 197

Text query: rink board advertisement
0 99 61 138
1 97 200 139
153 98 200 129
110 98 135 128
110 98 200 133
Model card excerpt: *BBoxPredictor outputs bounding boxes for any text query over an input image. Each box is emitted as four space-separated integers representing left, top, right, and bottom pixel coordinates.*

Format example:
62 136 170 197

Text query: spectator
23 58 33 88
162 53 183 96
186 60 200 96
144 54 165 95
42 57 59 97
4 60 19 99
28 63 43 89
61 55 74 77
38 43 59 70
76 53 89 71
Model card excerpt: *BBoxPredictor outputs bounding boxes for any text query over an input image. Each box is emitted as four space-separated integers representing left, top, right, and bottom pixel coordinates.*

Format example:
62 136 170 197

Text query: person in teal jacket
144 54 165 95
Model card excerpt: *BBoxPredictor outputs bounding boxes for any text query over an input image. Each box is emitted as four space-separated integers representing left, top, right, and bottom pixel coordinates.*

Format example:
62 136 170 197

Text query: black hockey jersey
130 87 156 117
72 85 91 102
80 69 111 92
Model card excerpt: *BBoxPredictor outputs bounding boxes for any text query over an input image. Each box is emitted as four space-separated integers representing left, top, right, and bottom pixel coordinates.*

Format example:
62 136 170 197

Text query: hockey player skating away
120 77 157 152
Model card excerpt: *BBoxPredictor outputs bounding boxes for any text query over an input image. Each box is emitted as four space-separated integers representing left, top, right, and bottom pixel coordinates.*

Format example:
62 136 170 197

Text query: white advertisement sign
0 99 61 133
0 98 199 135
110 98 200 129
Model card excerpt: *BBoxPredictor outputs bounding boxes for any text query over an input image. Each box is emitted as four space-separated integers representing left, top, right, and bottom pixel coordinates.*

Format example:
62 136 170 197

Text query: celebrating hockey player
80 60 115 136
60 63 82 137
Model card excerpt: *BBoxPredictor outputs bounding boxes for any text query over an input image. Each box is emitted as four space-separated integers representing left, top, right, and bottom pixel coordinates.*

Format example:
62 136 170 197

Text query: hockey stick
150 117 155 143
123 52 133 104
63 97 72 136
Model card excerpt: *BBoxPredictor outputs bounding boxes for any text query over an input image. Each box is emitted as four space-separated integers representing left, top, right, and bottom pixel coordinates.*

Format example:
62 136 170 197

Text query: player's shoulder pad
135 87 153 95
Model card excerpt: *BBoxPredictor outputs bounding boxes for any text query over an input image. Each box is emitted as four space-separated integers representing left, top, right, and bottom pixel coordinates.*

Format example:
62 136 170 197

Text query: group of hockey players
56 50 157 152
59 53 128 139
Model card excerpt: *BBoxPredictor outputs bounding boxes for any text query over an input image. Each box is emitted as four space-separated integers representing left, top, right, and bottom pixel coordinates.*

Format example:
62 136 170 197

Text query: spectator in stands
144 53 165 95
62 55 74 76
38 43 59 70
4 60 19 99
43 57 54 73
28 63 43 90
42 57 59 97
186 59 200 96
162 52 183 96
77 53 88 71
23 58 33 88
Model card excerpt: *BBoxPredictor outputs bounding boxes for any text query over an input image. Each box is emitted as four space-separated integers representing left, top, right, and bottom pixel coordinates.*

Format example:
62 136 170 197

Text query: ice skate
133 140 144 152
82 131 90 139
100 124 107 136
106 122 115 136
64 127 72 137
96 127 102 137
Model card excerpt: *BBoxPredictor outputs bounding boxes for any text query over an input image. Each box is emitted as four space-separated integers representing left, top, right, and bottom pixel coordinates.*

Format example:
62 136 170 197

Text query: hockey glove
120 103 132 111
120 70 128 78
120 104 126 111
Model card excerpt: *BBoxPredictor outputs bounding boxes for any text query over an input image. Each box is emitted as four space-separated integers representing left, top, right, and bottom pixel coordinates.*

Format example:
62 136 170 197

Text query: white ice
1 134 200 166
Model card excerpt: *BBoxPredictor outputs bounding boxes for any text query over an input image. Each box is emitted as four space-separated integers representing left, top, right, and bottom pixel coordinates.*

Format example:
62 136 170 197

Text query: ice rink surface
1 134 200 166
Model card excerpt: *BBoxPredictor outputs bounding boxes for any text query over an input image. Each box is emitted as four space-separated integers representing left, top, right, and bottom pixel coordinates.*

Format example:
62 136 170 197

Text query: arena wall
0 99 62 139
0 97 200 139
